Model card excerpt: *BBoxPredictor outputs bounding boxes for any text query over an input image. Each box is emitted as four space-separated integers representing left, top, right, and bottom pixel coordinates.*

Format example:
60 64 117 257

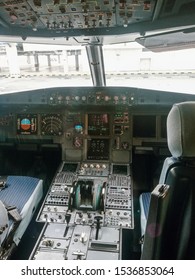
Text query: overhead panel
0 0 157 31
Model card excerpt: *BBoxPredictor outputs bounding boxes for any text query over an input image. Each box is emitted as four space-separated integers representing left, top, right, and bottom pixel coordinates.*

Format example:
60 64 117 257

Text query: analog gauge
75 96 80 101
41 114 63 136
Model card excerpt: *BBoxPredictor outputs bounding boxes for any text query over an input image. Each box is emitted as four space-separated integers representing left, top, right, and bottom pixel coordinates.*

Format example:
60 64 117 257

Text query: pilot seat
140 101 195 259
0 175 43 259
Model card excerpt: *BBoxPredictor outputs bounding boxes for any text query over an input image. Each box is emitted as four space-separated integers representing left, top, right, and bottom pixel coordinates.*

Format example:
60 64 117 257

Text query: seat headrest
167 102 195 158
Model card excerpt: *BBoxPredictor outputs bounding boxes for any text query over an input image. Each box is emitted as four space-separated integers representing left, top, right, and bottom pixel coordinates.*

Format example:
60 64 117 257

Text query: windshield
104 43 195 94
0 41 195 94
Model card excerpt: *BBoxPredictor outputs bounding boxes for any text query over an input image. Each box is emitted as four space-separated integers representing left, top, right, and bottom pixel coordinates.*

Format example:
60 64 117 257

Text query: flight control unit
30 161 133 260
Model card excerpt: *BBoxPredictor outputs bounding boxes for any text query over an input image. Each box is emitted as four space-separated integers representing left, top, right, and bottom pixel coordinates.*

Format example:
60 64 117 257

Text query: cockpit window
0 43 92 91
1 41 195 94
103 42 195 94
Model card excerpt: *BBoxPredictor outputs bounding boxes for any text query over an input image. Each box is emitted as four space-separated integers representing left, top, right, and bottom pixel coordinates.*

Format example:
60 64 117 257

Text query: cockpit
1 0 195 262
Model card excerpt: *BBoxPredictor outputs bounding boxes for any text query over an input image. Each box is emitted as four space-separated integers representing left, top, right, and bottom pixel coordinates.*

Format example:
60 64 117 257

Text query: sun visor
136 28 195 52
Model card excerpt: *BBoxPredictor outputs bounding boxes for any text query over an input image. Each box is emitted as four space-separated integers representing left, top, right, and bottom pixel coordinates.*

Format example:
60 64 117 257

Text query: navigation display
17 114 37 135
88 113 109 136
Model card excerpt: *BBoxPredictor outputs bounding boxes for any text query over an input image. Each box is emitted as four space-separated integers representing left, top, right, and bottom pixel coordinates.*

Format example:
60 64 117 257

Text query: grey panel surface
87 250 119 260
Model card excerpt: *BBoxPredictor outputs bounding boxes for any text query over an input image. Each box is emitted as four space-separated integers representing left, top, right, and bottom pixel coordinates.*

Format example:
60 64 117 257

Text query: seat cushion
0 200 9 246
139 192 151 236
0 176 43 245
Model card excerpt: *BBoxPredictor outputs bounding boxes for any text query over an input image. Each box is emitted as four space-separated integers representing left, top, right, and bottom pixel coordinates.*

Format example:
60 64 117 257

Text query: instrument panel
1 86 194 162
14 108 132 162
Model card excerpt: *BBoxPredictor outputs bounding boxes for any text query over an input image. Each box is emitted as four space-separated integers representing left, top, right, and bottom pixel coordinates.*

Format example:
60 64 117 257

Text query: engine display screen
62 162 79 173
88 113 109 136
112 164 129 175
17 114 37 135
87 138 109 160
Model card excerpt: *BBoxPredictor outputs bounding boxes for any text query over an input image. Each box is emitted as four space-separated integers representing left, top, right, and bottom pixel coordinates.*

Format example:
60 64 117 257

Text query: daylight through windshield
0 42 195 94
